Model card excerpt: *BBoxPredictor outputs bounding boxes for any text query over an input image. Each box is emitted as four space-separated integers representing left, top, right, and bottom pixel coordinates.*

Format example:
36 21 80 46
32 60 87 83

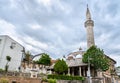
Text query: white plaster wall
0 35 24 71
0 36 6 65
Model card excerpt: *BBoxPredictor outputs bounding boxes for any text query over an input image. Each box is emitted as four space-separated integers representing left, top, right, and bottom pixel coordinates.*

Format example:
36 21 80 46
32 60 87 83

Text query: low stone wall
0 76 41 83
57 80 83 83
57 78 102 83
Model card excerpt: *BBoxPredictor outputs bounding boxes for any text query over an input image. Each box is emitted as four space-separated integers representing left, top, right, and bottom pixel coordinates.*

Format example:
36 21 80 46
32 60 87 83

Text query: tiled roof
48 58 87 69
51 60 58 65
67 50 85 56
66 58 87 67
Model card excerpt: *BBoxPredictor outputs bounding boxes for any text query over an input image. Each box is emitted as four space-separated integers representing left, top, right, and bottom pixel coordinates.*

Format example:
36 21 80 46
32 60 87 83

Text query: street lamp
87 56 92 83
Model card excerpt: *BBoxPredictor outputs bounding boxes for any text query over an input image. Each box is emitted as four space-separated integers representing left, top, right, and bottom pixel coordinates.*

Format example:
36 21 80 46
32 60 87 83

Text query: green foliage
82 45 109 71
5 56 11 72
35 53 51 66
48 74 85 81
0 68 4 72
5 65 9 72
48 79 56 83
0 78 9 83
42 77 48 82
54 59 68 74
6 56 11 62
24 51 32 64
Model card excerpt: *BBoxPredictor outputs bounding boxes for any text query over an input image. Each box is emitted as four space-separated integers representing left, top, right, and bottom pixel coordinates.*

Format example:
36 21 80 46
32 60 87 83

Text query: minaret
85 5 95 48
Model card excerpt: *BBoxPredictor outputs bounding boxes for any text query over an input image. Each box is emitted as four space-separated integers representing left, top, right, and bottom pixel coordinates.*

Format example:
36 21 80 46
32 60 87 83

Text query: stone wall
57 80 83 83
1 76 120 83
83 78 101 83
0 76 41 83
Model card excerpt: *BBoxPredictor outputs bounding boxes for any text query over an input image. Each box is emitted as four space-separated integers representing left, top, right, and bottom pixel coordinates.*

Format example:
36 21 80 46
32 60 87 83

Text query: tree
5 56 11 72
35 53 51 66
82 45 109 71
24 51 32 64
54 59 68 74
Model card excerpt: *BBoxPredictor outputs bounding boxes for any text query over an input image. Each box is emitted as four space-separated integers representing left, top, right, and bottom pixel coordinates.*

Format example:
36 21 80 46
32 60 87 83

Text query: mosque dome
67 48 85 59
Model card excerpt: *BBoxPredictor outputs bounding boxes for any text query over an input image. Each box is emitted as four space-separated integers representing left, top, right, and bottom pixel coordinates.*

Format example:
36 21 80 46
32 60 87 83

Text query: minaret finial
87 4 88 8
86 4 91 20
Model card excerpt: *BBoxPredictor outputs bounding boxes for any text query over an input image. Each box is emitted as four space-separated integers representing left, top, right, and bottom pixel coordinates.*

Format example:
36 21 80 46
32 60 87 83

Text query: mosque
49 5 116 79
21 6 117 83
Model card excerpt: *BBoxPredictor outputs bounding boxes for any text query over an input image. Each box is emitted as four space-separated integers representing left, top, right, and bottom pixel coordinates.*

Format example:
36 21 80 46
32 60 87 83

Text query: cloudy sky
0 0 120 66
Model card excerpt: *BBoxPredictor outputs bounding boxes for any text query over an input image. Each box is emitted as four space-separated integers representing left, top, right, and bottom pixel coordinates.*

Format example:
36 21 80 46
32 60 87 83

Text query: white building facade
0 35 24 71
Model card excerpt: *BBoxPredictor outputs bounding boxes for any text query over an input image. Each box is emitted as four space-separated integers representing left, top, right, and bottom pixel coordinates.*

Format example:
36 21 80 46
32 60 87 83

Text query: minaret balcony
85 20 94 27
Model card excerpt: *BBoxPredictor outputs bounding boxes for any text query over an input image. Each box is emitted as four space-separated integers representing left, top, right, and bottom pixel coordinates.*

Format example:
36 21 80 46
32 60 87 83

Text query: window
10 42 16 49
0 39 2 44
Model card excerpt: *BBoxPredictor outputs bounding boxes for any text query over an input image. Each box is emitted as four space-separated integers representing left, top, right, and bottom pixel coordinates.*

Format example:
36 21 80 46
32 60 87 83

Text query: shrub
0 78 9 83
42 77 48 82
47 74 85 81
5 65 9 72
54 59 68 74
0 69 4 72
48 79 56 83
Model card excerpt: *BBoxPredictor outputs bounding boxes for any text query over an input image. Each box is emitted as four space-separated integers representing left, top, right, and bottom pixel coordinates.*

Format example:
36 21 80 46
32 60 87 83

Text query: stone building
65 6 117 83
0 35 24 71
48 6 117 83
20 53 52 78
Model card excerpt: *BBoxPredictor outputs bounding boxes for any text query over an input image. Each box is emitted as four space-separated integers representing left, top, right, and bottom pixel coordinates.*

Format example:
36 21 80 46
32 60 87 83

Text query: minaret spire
86 5 91 20
84 5 95 48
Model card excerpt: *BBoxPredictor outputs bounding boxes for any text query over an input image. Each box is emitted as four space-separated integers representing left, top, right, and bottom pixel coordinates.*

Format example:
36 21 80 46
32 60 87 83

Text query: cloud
28 23 43 30
36 0 52 7
0 0 120 66
0 19 16 36
22 36 48 54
